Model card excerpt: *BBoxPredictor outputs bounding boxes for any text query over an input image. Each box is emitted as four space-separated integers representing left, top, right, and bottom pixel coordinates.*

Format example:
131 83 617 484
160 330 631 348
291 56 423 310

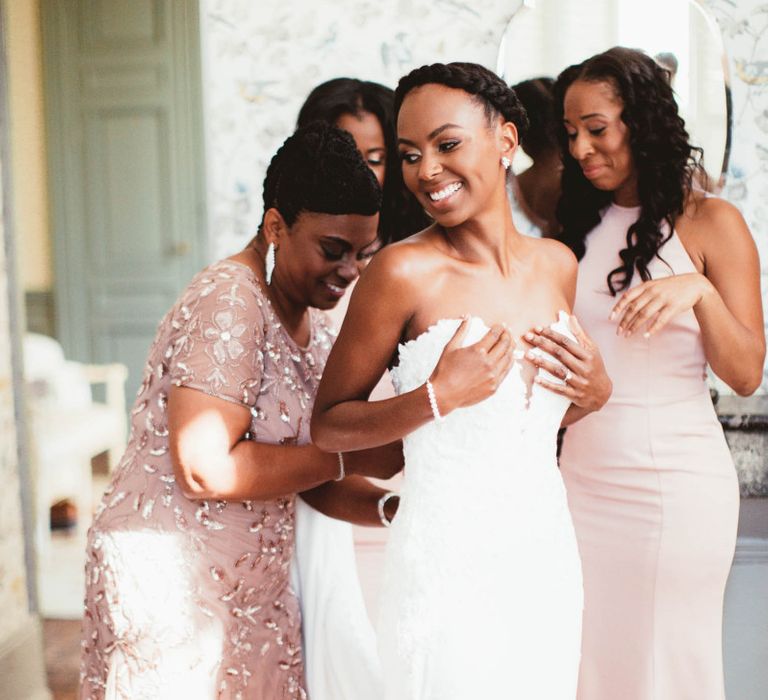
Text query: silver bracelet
425 379 443 422
335 452 345 481
377 491 399 527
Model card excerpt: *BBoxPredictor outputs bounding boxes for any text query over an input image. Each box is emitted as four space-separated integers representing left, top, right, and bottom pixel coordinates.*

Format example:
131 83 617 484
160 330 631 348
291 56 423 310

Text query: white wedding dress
291 498 384 700
379 313 583 700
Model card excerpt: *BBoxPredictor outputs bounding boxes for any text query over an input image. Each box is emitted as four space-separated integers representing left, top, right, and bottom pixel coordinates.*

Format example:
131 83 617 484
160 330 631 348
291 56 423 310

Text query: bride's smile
397 84 515 230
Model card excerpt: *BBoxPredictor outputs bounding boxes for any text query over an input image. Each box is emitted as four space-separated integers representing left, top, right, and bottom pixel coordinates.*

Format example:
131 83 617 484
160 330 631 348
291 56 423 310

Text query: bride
311 62 611 699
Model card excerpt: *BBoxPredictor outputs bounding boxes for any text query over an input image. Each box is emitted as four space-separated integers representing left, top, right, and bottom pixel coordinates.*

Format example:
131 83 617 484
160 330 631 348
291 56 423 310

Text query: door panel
80 0 166 49
85 108 172 266
93 321 162 403
42 0 205 406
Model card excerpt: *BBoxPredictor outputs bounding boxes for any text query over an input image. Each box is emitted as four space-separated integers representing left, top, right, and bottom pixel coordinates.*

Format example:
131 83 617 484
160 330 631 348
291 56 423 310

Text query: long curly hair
554 47 704 294
297 77 430 244
394 61 529 146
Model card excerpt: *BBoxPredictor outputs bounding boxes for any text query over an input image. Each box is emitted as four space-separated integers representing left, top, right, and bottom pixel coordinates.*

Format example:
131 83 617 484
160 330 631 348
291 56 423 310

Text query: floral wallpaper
200 0 516 260
201 0 768 389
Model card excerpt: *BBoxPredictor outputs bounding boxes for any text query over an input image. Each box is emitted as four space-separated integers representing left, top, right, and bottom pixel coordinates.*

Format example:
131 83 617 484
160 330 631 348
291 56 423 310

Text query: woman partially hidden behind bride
311 62 612 699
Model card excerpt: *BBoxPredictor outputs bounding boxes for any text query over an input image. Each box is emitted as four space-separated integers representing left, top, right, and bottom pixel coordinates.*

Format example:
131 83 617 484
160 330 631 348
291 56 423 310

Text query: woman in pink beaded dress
79 123 403 699
527 48 765 699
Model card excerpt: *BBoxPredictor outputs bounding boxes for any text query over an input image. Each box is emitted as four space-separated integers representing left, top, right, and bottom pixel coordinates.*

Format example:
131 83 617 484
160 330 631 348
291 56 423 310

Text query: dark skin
337 111 388 187
530 79 765 397
168 208 402 526
311 84 611 453
515 146 562 237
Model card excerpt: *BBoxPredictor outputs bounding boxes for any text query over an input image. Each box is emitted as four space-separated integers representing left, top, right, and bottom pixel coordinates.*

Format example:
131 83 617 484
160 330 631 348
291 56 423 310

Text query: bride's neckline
398 310 571 354
609 201 641 214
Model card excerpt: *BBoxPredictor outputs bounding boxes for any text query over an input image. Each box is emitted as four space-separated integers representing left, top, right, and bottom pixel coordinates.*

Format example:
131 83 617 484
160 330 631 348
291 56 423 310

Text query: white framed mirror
496 0 731 192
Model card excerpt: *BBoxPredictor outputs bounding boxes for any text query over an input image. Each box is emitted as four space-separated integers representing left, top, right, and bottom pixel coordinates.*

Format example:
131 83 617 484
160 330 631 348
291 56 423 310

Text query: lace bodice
391 313 573 477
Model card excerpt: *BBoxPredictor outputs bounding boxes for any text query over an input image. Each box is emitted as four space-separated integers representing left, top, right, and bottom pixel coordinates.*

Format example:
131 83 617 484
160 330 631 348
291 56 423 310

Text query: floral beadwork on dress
80 260 334 700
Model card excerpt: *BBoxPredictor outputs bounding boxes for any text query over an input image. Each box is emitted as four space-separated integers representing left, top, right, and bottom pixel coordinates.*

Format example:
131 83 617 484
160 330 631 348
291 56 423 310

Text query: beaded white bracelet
335 452 345 481
377 491 399 527
425 379 443 422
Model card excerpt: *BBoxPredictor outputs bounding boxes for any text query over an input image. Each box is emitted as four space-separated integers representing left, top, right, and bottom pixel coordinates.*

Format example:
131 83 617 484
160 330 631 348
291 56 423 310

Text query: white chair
22 333 128 558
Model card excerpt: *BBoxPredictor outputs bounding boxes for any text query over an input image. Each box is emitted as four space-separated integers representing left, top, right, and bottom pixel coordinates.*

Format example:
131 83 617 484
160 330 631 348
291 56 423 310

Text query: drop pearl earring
501 156 511 170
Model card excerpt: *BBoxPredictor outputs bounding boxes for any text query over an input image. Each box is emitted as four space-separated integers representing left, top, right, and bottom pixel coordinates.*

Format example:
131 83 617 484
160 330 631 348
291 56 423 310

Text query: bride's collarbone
402 261 570 342
406 300 568 345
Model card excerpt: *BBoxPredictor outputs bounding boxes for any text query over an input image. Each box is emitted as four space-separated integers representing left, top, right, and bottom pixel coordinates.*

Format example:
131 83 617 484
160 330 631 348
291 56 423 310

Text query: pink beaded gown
560 203 739 700
80 260 334 699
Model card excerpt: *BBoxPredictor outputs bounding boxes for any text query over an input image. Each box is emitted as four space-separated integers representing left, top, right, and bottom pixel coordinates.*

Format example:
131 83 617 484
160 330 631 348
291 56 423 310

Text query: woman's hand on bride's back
429 319 515 415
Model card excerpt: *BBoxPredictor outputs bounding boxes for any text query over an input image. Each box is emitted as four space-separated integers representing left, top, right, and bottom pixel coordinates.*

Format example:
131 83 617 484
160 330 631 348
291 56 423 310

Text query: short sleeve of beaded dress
167 269 265 408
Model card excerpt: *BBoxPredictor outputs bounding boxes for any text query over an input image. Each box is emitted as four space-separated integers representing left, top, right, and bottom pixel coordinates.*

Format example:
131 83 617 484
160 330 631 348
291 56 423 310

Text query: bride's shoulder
524 238 577 304
363 229 445 286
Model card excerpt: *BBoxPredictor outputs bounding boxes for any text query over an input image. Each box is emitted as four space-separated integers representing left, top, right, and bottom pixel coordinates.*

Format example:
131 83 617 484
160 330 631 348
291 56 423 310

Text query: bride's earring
265 242 276 285
501 156 511 170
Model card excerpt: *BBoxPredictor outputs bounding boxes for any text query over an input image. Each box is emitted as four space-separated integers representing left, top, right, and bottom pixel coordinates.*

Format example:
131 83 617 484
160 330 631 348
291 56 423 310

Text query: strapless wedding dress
379 313 583 700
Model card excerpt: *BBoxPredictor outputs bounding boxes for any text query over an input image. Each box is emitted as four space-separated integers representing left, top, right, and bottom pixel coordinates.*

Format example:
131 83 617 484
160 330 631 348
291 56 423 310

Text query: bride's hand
428 318 515 415
524 315 612 413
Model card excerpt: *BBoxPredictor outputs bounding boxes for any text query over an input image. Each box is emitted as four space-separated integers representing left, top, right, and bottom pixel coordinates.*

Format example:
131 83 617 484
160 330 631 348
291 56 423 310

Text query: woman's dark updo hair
297 78 429 244
512 77 557 160
259 121 381 231
554 46 705 294
394 62 529 142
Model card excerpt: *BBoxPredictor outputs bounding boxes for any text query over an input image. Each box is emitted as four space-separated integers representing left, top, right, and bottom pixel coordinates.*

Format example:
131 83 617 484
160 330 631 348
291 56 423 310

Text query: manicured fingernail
609 311 616 321
526 351 536 360
534 326 543 333
524 332 534 341
643 331 650 339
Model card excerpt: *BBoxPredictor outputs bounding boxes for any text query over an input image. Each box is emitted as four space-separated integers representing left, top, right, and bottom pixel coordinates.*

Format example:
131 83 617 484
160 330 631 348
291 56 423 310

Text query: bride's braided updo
394 62 529 140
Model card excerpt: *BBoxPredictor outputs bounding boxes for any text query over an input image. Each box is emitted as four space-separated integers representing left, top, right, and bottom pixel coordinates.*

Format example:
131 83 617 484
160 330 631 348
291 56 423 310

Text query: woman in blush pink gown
526 48 765 699
79 123 401 700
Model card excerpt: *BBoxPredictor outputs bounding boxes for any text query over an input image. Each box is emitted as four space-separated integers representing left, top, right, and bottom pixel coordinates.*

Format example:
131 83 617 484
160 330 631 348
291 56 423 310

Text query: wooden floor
43 618 81 700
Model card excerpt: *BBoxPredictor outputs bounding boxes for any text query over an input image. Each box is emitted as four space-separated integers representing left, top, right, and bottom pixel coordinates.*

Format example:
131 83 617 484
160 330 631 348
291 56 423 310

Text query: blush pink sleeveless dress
560 203 739 700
